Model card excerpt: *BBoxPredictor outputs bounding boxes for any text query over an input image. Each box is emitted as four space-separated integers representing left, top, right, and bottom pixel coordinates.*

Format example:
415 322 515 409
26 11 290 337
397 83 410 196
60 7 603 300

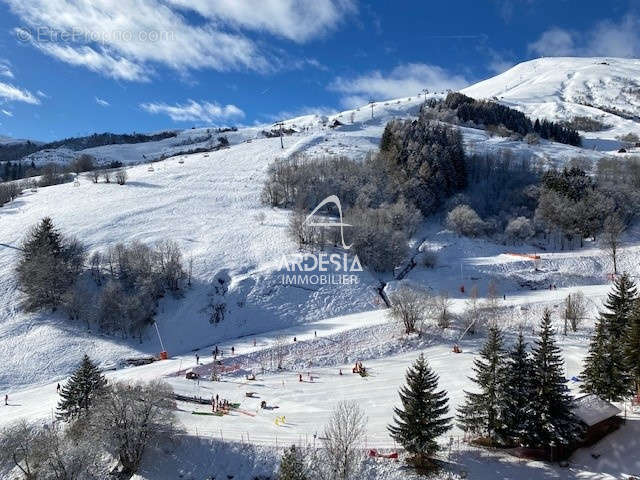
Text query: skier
299 373 303 382
4 394 7 406
339 369 343 376
293 336 297 342
314 331 317 337
253 339 257 347
56 383 61 393
196 353 200 365
231 346 235 355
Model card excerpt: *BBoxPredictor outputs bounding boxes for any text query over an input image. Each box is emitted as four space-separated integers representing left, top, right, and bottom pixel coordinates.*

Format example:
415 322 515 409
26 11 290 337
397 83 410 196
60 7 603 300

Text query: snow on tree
388 353 451 468
581 318 631 402
524 309 582 447
321 400 366 480
446 204 485 237
278 445 308 480
457 325 509 444
57 354 107 420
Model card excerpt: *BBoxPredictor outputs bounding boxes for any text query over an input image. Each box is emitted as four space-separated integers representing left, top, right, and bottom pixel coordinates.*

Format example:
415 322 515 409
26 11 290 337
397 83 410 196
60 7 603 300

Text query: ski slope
463 57 640 152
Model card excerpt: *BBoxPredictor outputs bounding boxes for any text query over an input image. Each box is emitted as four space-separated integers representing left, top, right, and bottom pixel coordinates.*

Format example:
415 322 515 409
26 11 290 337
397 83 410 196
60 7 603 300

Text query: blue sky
0 0 639 141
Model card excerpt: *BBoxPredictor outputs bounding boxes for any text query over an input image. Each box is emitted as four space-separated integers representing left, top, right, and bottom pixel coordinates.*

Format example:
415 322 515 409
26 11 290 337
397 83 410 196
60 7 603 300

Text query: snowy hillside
463 57 640 151
1 64 635 391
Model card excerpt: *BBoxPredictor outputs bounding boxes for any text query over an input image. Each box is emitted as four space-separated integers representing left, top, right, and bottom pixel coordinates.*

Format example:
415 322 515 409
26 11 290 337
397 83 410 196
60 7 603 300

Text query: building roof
573 394 622 427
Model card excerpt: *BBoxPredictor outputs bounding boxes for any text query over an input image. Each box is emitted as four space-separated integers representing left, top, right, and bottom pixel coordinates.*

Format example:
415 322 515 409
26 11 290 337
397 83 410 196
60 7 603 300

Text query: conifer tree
525 310 581 447
457 325 508 444
581 318 632 401
625 305 640 396
601 273 638 340
388 353 451 465
502 332 532 445
278 445 307 480
57 354 107 420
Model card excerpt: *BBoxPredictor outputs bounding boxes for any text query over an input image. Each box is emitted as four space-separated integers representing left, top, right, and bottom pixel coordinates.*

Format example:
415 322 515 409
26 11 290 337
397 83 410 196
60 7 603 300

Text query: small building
573 394 623 446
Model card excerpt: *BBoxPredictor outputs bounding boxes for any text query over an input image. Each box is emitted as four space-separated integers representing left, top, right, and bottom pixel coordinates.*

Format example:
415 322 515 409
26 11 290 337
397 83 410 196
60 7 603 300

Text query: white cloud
529 16 640 58
166 0 356 43
1 109 13 117
6 0 354 81
95 97 110 107
528 27 576 57
36 90 48 98
329 63 469 108
140 99 245 123
0 60 14 79
0 81 40 104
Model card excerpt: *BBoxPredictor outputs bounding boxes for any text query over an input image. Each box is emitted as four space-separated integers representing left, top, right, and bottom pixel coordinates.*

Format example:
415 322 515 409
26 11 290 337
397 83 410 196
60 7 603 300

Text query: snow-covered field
2 57 640 479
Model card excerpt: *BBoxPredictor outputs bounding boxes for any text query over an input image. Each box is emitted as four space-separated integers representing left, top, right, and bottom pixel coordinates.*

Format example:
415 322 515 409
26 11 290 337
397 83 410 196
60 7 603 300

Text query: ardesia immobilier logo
278 195 363 285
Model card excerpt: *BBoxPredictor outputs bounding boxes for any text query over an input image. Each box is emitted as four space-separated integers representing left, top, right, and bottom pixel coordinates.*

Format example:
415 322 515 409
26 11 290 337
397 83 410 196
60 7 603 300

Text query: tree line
0 131 177 164
262 115 467 272
429 92 581 146
16 218 188 339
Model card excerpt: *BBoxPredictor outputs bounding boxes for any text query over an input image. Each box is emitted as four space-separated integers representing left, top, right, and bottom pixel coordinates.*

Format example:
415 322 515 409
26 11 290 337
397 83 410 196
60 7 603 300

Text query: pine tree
601 273 638 340
502 332 532 445
388 353 451 465
457 325 509 444
625 305 640 396
278 445 307 480
380 123 395 152
581 318 632 401
57 354 107 420
524 310 581 447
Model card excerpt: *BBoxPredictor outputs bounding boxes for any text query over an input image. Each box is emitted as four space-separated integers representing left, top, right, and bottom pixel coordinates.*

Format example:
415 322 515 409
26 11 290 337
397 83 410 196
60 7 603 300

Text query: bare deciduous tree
563 291 587 334
434 292 453 329
90 170 100 184
388 287 427 334
90 380 180 475
0 421 44 480
115 168 128 185
321 401 367 480
602 213 625 275
101 170 111 184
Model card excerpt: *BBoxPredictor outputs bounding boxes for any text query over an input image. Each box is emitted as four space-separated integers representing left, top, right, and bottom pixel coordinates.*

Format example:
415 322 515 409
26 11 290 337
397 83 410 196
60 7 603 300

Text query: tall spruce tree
502 332 532 445
581 318 632 401
625 305 640 396
601 273 638 340
524 310 581 447
16 217 85 311
278 445 307 480
388 353 451 465
457 325 509 444
57 354 107 420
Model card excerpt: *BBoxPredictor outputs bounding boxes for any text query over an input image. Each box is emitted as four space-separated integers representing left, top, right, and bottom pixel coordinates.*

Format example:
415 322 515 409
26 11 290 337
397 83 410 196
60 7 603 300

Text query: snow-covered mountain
463 57 640 146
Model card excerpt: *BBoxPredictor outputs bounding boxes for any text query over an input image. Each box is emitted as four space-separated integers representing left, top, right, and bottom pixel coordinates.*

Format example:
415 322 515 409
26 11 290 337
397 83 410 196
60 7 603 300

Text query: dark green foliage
581 319 632 401
381 117 467 215
502 332 533 445
524 310 582 447
542 167 595 202
457 325 509 444
625 305 640 395
601 273 638 340
278 445 308 480
388 354 452 462
16 217 86 311
57 354 107 420
438 92 580 146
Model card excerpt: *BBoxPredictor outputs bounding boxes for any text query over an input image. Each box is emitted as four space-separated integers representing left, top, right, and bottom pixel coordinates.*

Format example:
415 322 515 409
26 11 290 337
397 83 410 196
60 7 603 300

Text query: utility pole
275 121 285 149
369 100 375 119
